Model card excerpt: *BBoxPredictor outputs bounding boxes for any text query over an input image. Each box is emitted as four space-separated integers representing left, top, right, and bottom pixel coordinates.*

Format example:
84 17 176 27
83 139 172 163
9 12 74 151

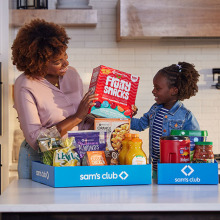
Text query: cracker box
88 65 140 118
94 118 130 151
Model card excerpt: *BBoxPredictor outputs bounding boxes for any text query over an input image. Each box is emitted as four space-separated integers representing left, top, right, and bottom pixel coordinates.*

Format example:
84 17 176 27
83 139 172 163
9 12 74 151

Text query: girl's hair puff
158 62 200 101
11 19 70 79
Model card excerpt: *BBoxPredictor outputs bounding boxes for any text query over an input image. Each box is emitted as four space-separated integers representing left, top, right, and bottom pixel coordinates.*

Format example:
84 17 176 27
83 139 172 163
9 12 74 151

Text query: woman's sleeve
14 87 48 150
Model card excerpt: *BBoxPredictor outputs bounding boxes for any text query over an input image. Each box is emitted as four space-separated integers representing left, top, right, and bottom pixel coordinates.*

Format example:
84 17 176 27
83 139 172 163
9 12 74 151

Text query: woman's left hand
75 92 98 120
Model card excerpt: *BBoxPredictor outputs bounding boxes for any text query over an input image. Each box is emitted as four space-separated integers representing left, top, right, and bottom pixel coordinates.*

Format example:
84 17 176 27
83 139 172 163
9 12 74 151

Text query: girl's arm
130 112 150 131
183 111 200 130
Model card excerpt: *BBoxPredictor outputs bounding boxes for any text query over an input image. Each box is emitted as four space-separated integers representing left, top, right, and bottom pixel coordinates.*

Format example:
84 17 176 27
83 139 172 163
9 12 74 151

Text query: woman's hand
75 92 98 120
56 92 98 136
132 105 138 116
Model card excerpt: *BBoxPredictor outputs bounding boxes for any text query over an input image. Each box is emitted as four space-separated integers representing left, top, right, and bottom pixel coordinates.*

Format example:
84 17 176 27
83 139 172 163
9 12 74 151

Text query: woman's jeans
18 140 41 179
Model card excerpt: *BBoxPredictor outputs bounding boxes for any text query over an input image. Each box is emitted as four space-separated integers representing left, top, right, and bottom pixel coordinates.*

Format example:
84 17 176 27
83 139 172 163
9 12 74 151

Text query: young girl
131 62 200 176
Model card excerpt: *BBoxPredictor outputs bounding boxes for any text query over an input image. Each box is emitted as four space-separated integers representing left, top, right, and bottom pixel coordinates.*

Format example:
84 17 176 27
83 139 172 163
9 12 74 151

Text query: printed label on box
157 162 219 185
68 130 107 158
88 65 140 118
94 118 130 151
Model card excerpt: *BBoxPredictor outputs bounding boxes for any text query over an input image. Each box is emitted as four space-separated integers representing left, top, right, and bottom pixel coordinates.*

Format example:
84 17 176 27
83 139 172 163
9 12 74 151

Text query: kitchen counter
0 179 220 213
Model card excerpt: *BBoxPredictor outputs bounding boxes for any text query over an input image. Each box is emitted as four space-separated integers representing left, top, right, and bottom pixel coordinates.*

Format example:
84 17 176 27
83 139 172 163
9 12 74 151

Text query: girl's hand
75 92 98 120
132 105 138 116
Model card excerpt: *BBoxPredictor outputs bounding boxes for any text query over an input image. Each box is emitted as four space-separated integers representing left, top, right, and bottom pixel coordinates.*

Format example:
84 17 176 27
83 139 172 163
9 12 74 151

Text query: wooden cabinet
10 9 97 27
117 0 220 41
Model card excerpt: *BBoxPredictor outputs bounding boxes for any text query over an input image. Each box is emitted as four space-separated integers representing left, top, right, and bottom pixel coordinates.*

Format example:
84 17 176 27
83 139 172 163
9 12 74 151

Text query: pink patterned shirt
14 67 89 150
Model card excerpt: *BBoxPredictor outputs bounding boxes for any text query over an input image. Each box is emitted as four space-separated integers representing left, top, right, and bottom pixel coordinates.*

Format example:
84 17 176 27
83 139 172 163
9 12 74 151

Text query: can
170 130 208 161
160 136 190 163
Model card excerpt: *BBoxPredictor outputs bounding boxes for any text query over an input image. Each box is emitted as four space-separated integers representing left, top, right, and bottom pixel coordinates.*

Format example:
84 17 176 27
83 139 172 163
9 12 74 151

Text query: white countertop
0 179 220 212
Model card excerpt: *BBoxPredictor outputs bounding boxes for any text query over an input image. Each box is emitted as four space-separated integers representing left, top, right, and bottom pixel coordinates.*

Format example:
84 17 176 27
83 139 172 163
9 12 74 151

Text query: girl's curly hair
11 19 70 79
158 62 200 101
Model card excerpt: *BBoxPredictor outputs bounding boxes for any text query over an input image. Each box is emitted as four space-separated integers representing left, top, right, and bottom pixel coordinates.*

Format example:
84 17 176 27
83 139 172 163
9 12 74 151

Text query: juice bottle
119 133 132 165
125 134 147 165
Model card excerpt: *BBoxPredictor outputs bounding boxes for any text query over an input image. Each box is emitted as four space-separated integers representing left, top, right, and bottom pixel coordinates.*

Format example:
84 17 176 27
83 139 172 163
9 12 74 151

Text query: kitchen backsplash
9 0 220 161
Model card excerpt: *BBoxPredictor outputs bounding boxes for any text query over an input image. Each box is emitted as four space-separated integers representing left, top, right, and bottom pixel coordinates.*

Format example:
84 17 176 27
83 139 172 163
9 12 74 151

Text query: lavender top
14 67 89 150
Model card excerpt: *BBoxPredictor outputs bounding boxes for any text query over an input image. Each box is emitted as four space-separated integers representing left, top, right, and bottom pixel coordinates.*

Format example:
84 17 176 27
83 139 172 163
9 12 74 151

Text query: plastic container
170 130 208 161
125 134 147 165
119 133 132 165
193 141 214 163
160 136 190 163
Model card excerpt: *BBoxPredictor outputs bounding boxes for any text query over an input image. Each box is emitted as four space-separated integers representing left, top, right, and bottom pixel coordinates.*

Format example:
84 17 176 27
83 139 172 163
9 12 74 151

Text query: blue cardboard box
32 161 152 187
158 161 219 185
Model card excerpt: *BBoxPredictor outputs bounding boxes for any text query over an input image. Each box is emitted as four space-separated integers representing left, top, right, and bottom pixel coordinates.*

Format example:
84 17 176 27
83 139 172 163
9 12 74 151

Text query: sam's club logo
80 171 129 181
181 165 194 176
36 170 49 179
119 171 128 180
175 165 200 183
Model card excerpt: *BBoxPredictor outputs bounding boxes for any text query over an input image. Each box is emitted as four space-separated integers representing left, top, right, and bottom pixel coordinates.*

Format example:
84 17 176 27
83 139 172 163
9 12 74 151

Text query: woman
12 19 97 179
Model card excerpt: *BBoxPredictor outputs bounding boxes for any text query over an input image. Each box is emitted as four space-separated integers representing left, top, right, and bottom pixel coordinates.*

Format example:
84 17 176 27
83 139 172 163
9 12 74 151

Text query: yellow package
53 146 80 167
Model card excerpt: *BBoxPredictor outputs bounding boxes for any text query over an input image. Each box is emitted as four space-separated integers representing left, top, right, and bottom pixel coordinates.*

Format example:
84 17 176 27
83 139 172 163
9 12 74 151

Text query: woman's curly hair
158 62 200 101
11 19 70 79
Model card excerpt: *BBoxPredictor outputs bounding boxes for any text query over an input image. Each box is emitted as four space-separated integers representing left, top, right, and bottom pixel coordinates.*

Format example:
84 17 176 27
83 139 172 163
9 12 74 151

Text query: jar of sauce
193 142 214 163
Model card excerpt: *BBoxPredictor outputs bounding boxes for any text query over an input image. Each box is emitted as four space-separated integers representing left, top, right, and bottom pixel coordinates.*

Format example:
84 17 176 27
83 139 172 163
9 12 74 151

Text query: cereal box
88 65 140 118
94 118 130 151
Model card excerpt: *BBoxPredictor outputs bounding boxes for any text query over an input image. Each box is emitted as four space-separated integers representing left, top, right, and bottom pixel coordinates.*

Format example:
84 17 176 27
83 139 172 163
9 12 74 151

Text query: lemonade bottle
119 133 132 165
125 134 147 165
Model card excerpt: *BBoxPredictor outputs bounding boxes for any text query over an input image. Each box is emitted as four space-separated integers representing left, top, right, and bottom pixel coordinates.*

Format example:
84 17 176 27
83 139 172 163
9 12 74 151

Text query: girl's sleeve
130 112 150 131
183 111 200 130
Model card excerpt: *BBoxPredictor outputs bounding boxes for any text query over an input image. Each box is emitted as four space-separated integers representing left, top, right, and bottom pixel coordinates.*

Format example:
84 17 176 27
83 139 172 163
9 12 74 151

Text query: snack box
88 65 140 119
94 118 130 151
157 161 218 185
68 130 107 159
32 161 152 187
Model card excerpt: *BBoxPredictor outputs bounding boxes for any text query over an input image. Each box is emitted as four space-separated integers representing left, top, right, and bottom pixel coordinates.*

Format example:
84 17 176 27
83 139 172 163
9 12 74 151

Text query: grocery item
82 151 107 166
42 149 56 166
88 65 140 118
193 142 214 163
104 151 119 165
160 136 190 163
119 133 132 165
94 118 130 151
68 130 107 158
170 130 208 161
38 137 51 152
53 147 80 167
125 134 147 165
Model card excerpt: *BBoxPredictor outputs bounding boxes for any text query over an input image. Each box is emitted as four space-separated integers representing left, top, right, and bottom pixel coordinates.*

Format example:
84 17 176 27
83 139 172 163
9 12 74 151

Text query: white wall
10 0 220 165
65 0 220 154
